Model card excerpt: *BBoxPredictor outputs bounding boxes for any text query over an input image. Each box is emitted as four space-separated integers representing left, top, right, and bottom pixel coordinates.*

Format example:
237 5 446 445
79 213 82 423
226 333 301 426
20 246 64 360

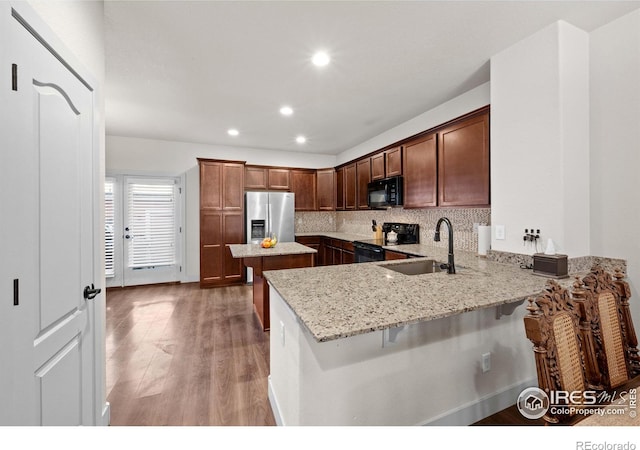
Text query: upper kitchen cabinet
385 146 402 177
371 153 385 180
267 168 291 190
336 167 345 210
344 163 357 210
438 111 490 207
201 160 223 209
356 158 371 209
201 159 244 210
245 165 291 190
290 169 317 211
245 165 268 190
403 133 437 208
316 168 336 211
371 146 402 180
222 163 244 210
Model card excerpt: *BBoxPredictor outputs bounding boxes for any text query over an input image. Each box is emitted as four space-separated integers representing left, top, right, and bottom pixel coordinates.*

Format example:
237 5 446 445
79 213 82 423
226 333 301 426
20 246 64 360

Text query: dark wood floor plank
106 283 276 426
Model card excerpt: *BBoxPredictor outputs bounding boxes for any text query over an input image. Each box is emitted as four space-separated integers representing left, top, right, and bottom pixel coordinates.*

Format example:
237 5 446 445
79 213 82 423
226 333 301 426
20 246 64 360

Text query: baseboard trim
268 375 535 426
422 378 537 426
267 376 284 426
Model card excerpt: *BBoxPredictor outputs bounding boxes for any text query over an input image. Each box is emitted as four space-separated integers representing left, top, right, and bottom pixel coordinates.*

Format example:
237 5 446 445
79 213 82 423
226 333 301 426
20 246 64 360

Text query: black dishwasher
353 240 385 263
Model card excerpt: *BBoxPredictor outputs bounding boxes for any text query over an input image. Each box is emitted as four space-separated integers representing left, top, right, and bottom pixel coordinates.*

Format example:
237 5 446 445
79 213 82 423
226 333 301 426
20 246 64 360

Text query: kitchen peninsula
229 242 316 331
264 246 626 426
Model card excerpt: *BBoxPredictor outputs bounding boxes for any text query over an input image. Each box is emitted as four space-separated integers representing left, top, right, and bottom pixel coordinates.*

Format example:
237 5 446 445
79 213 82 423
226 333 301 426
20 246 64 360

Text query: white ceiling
105 1 640 156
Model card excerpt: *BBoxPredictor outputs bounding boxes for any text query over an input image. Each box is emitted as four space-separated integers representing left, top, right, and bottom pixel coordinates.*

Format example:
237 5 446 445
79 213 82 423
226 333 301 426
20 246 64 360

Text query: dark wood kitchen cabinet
267 168 291 190
342 241 355 264
244 165 268 190
316 168 335 210
199 159 245 288
325 238 343 265
385 146 402 177
296 236 356 266
344 163 357 210
371 153 385 180
385 250 409 260
295 236 321 266
335 167 345 210
320 238 356 265
403 133 437 208
244 165 292 191
290 169 317 211
356 158 370 209
371 146 402 180
242 252 314 330
438 111 490 207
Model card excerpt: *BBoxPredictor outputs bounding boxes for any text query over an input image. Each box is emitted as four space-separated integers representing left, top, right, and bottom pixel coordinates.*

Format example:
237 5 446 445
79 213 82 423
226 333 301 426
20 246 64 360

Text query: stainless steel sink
381 259 442 275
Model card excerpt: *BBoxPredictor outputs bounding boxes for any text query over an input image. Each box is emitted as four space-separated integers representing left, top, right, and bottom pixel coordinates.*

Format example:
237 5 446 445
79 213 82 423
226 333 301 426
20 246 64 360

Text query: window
105 178 115 278
126 179 177 269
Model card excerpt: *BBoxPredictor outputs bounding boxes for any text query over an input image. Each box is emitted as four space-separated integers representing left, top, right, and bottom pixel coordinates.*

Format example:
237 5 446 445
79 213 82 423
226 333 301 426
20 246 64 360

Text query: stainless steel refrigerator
245 191 295 282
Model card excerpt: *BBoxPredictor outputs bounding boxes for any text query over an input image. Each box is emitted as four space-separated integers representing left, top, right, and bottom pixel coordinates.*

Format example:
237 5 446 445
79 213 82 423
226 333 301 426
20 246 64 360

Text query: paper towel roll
544 238 556 255
478 225 491 256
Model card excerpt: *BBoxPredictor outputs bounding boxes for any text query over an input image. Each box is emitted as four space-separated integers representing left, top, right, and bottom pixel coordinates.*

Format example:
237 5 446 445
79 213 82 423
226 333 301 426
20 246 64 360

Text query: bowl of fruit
261 235 277 248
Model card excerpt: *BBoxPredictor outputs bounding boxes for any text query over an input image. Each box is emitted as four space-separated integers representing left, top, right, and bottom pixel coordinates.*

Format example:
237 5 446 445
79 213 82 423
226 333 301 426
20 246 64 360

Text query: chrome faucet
434 217 456 274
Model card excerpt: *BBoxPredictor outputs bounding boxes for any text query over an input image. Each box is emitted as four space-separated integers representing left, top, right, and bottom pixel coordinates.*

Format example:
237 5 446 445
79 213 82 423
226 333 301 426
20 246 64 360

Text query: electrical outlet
473 223 480 233
482 352 491 373
495 225 505 240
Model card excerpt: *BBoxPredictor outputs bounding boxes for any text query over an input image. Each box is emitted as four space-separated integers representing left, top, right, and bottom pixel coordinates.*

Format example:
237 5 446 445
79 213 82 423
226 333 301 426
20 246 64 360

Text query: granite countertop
229 242 317 258
295 231 372 242
264 245 580 343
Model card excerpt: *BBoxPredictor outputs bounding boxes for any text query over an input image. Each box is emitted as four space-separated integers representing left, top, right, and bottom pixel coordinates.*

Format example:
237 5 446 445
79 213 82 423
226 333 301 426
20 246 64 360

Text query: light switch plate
495 225 505 240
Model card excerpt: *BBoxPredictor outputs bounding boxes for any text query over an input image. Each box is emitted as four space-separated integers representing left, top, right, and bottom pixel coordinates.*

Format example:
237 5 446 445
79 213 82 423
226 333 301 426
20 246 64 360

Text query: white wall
590 9 640 331
490 21 590 257
337 82 490 165
28 0 105 82
106 135 337 282
106 135 337 174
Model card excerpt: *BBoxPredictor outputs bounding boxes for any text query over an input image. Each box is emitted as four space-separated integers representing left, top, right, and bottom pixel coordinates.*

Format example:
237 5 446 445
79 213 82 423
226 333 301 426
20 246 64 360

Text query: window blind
126 180 176 269
104 178 115 277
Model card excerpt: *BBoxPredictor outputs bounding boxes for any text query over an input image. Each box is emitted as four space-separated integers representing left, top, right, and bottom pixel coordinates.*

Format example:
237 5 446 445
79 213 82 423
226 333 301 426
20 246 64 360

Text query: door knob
83 284 101 300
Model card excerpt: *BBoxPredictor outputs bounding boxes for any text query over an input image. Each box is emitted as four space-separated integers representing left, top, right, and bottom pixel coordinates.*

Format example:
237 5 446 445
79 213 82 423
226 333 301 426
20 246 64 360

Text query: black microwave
367 176 403 209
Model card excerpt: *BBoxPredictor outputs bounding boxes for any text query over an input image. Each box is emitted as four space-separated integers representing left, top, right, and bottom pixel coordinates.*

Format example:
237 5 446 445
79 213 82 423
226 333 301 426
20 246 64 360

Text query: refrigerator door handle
267 202 272 237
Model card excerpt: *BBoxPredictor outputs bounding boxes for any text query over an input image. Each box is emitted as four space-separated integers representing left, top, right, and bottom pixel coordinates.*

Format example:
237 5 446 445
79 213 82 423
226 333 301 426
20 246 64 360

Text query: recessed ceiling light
280 106 293 116
296 135 307 144
312 51 330 67
227 128 239 136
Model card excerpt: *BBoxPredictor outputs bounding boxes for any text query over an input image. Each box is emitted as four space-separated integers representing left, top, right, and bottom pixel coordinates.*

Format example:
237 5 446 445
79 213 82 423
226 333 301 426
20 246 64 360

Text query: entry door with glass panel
106 176 181 287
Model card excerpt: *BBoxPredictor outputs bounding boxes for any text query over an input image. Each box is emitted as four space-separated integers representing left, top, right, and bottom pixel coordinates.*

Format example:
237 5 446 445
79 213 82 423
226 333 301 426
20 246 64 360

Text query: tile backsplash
294 211 338 233
295 208 491 252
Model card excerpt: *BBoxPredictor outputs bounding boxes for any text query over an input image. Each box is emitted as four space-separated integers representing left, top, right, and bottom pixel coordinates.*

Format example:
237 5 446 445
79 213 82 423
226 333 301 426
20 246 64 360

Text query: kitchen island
264 246 626 425
229 242 316 331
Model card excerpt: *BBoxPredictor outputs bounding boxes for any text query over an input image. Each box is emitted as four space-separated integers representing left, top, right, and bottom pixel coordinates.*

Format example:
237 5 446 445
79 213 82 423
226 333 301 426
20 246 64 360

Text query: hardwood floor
106 283 276 426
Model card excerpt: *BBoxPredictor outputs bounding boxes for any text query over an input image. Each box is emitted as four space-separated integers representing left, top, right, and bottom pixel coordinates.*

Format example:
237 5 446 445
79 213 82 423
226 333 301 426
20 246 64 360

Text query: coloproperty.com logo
517 386 637 419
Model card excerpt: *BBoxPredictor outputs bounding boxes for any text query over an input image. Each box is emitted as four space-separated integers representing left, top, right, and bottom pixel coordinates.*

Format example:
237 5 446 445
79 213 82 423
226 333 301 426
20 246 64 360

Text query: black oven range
353 222 419 263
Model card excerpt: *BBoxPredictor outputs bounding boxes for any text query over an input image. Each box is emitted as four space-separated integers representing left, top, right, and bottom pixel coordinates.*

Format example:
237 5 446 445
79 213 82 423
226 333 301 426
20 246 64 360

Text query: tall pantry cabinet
198 159 245 288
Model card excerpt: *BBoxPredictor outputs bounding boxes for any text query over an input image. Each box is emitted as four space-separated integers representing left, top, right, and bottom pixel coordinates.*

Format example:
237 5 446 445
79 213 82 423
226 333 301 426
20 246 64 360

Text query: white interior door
0 4 97 425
